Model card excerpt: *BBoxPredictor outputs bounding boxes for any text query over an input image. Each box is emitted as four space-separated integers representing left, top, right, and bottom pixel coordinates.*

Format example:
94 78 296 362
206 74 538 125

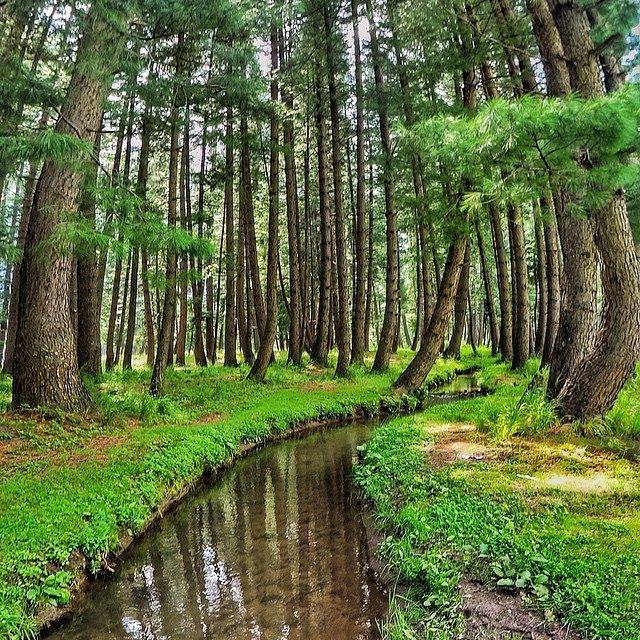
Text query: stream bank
0 350 491 639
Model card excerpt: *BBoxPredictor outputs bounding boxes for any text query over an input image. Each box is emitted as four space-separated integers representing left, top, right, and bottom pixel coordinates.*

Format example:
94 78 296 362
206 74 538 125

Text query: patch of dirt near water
459 578 580 640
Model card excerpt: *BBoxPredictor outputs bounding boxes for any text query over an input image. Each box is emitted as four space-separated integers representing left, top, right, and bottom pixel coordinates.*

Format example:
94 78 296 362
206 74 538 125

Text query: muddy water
51 422 386 640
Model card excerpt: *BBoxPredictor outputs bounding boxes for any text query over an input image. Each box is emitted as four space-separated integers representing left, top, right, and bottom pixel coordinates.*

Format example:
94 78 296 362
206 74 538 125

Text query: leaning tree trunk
551 0 640 418
13 1 125 410
526 0 599 397
394 236 469 393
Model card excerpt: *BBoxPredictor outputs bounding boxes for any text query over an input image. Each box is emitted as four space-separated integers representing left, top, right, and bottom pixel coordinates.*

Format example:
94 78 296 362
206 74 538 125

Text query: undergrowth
356 364 640 640
0 349 480 639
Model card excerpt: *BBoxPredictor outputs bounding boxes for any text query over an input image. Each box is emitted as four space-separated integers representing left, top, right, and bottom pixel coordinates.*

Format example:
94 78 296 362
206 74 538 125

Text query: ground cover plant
356 351 640 640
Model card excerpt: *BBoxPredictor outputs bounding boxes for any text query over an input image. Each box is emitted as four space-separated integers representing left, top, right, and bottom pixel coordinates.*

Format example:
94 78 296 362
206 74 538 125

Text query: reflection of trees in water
55 427 383 640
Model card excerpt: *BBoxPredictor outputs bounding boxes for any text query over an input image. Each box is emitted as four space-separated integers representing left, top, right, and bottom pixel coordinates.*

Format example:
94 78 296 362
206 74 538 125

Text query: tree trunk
475 217 499 355
444 241 471 359
223 106 238 367
13 1 125 410
280 31 303 366
141 249 155 367
241 117 266 346
323 4 350 376
150 33 184 395
551 0 640 417
394 236 469 392
76 126 102 376
310 72 332 367
368 0 399 372
541 192 560 365
526 0 599 397
248 24 279 381
349 0 368 364
122 249 139 370
533 201 548 355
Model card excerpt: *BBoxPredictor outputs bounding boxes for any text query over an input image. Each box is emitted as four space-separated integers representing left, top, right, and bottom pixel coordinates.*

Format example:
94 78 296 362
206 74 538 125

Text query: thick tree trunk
13 1 125 410
551 0 640 417
525 0 599 397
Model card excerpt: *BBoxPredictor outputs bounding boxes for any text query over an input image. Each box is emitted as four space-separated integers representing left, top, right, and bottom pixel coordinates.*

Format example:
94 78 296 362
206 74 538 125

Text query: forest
0 0 640 638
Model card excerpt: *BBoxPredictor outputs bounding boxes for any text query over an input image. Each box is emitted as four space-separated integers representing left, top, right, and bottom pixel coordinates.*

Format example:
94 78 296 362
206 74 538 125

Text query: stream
49 375 483 640
50 421 386 640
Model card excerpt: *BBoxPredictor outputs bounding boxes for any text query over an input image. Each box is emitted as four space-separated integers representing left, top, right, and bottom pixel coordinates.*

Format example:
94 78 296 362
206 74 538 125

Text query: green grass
355 360 640 640
0 348 482 639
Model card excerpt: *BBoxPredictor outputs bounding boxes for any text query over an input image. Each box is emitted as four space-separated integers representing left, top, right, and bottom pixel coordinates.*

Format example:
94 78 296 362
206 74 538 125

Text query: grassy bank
0 349 483 639
355 359 640 640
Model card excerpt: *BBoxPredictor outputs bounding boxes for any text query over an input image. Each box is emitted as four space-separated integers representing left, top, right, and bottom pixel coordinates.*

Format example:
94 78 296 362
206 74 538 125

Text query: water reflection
52 423 386 640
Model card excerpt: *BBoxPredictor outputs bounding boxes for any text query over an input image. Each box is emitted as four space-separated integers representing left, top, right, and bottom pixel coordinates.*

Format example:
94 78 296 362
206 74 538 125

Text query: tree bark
541 192 560 365
475 217 499 355
76 125 102 376
310 71 332 367
150 33 184 395
280 30 303 366
323 4 350 376
349 0 368 364
368 0 399 372
394 236 469 393
13 1 125 410
223 106 238 367
551 0 640 417
444 241 471 359
507 202 530 368
248 24 279 381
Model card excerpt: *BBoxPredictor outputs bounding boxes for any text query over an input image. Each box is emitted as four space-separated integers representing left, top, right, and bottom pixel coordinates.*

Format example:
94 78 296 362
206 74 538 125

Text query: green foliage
0 131 92 168
407 86 640 217
356 362 640 640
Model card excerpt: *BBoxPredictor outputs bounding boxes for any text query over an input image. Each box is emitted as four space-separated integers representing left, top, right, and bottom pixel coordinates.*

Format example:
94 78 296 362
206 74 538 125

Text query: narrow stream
51 421 386 640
